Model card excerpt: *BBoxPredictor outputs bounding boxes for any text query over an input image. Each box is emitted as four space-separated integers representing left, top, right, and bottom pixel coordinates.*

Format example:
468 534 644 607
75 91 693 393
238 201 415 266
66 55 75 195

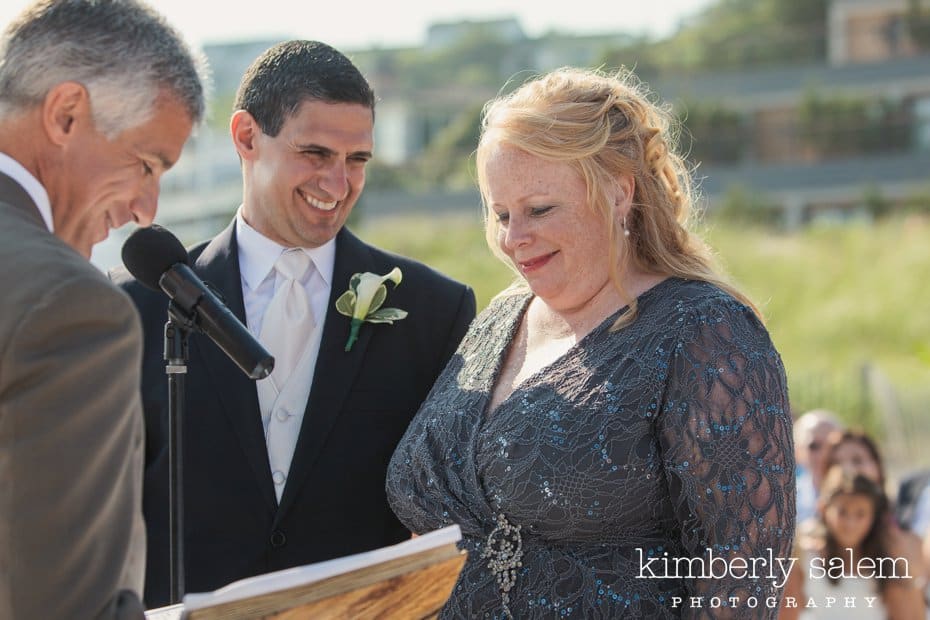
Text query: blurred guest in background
817 429 928 616
820 430 886 491
782 467 924 619
895 469 930 537
795 409 844 523
901 473 930 585
387 67 794 618
0 0 204 618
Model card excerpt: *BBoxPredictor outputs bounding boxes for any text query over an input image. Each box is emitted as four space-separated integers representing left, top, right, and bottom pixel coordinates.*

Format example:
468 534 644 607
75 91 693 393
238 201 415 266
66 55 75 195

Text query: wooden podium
145 526 465 620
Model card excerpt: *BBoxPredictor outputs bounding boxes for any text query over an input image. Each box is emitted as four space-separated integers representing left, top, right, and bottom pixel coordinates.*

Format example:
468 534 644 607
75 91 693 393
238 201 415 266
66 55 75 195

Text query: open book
145 525 465 620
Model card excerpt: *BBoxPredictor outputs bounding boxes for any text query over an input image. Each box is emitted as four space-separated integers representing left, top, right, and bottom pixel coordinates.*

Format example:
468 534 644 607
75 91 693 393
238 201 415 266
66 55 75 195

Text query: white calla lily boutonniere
335 267 408 352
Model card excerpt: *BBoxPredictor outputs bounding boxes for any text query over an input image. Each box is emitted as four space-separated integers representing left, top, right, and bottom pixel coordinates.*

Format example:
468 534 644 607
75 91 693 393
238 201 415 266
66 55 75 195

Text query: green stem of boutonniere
345 318 363 352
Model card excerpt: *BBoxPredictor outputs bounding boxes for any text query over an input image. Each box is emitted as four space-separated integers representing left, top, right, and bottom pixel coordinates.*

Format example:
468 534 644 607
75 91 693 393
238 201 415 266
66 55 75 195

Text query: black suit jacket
112 221 475 607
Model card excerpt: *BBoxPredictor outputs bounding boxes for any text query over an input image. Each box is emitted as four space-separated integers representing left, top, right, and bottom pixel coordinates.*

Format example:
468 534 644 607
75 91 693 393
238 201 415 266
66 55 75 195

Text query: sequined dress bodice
387 279 795 618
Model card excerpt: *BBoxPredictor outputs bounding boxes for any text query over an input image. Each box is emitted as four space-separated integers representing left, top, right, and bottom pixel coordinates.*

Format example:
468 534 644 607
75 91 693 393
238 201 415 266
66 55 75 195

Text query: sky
1 0 716 50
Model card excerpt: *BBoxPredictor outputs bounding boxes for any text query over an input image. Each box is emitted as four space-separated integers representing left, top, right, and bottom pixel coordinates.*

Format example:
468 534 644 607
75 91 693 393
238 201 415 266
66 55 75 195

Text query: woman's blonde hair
476 67 760 326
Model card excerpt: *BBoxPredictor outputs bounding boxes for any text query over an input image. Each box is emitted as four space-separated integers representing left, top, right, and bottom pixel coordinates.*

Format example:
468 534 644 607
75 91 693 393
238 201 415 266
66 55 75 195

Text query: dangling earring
623 216 630 237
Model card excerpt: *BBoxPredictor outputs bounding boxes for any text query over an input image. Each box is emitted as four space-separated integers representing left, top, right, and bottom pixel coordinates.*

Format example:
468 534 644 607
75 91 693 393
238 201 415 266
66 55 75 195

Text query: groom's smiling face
238 98 373 249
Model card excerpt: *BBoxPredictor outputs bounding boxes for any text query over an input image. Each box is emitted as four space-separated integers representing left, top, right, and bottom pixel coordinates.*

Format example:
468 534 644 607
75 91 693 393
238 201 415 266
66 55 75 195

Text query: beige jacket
0 172 145 619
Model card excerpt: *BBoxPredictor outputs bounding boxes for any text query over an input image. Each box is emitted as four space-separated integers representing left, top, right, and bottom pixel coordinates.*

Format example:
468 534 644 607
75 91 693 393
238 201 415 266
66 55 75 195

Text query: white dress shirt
235 208 335 500
0 152 54 232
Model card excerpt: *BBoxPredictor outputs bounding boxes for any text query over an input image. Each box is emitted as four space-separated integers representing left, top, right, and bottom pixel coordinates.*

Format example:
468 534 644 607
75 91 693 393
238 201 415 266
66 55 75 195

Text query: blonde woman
387 67 794 618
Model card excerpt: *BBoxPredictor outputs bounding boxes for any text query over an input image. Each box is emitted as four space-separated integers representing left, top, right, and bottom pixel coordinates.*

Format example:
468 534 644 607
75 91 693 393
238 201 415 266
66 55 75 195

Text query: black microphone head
121 224 190 291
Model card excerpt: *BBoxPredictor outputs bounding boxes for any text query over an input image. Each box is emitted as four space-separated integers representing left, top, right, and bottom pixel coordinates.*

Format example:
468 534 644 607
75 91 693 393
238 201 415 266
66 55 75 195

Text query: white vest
256 333 318 502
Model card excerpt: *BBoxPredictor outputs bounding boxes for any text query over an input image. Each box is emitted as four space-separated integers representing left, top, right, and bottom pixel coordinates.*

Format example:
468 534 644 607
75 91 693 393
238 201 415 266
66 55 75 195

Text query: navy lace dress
386 278 794 618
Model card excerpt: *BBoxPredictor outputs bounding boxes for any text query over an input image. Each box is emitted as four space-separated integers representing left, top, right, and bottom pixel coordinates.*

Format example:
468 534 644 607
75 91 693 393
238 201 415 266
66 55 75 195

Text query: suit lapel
275 228 377 518
191 220 277 511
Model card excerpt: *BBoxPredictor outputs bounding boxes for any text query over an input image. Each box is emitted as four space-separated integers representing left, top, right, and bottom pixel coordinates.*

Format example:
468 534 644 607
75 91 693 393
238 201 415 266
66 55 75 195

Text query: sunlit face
798 420 836 470
823 494 875 550
799 419 840 491
484 143 617 313
54 93 193 257
239 99 373 248
832 441 883 485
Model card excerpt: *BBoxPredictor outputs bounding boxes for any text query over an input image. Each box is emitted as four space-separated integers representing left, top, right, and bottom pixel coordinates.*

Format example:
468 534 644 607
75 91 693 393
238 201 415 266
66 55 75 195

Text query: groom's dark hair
234 39 375 137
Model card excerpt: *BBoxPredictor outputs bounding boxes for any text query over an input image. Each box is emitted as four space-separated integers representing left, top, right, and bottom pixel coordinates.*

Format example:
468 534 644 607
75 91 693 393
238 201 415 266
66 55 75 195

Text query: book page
180 524 461 612
144 603 183 620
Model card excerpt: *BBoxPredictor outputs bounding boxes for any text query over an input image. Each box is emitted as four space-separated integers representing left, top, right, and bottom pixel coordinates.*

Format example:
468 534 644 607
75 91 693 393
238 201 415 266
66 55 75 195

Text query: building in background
829 0 923 65
92 5 930 269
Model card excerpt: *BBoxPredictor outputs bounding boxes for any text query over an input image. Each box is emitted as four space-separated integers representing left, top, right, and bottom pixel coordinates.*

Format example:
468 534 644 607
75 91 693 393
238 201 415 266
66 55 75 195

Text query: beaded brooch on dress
482 513 523 619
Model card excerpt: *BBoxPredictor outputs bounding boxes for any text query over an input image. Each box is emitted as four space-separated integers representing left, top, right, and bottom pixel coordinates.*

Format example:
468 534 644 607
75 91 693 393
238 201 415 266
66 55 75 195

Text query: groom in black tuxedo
112 40 475 607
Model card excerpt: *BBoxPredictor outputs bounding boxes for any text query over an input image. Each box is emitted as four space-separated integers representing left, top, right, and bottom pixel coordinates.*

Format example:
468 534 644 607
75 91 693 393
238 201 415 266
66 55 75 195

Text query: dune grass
704 216 930 390
354 211 930 444
355 213 930 387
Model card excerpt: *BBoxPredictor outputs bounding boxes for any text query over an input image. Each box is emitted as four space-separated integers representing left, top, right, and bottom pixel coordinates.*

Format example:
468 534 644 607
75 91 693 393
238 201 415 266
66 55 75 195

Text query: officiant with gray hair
0 0 205 617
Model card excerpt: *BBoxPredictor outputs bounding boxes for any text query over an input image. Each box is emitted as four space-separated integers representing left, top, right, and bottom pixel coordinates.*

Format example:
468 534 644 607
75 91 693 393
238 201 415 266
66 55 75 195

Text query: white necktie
260 249 314 393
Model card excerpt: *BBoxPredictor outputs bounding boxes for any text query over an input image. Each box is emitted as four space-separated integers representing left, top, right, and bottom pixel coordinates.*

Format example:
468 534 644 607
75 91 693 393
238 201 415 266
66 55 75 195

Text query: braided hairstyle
476 67 759 326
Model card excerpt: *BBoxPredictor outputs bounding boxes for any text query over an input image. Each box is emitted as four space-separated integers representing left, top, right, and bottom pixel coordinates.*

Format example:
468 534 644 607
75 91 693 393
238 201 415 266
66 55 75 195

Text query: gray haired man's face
52 89 193 258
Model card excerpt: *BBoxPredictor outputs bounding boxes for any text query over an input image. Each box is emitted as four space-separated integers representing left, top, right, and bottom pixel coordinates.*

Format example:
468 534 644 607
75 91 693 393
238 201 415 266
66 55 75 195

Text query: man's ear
42 82 89 146
230 110 260 160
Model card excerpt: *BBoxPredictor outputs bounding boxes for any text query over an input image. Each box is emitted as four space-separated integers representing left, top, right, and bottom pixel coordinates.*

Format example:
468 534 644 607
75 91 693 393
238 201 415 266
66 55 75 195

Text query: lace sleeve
657 297 795 618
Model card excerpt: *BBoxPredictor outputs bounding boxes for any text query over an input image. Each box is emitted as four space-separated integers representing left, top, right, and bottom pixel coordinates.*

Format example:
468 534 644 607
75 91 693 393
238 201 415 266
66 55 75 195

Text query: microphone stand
164 302 196 604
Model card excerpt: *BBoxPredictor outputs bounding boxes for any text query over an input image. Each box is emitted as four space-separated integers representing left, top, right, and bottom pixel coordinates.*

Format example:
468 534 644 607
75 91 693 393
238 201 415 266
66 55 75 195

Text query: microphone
121 225 274 380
